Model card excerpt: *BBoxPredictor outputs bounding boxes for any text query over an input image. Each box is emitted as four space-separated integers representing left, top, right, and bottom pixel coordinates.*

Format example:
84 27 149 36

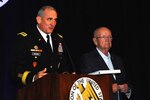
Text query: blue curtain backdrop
1 0 149 100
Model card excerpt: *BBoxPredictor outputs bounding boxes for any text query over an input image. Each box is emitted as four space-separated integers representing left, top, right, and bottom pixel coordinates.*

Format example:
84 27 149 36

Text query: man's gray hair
37 5 57 17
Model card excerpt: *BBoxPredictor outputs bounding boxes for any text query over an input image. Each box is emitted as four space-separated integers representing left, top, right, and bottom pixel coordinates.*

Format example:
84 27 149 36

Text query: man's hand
34 68 48 81
118 83 129 93
112 83 119 93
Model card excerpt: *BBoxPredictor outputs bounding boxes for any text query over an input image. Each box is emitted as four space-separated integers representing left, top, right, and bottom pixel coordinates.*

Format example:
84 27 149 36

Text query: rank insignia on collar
18 32 27 37
57 33 63 38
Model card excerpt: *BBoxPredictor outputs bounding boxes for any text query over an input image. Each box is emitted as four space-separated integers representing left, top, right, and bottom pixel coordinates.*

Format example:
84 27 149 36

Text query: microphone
57 33 77 73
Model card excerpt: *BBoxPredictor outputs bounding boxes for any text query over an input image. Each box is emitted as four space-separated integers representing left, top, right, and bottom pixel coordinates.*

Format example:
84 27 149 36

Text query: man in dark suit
77 27 131 100
10 5 74 89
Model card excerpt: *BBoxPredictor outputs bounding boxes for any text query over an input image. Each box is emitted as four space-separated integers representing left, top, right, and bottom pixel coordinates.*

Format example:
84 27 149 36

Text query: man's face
93 28 112 51
36 9 57 34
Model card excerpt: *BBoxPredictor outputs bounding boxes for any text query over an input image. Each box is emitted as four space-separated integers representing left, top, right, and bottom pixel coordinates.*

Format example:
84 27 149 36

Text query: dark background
1 0 149 100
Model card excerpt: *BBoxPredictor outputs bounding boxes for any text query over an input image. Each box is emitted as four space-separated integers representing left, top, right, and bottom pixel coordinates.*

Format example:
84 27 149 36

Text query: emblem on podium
69 77 104 100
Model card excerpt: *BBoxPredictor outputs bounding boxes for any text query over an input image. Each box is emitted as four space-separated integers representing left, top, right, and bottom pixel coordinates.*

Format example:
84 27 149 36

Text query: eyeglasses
95 36 113 40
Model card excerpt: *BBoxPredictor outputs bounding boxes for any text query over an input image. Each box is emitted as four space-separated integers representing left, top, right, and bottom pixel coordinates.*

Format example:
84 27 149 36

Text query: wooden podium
18 74 112 100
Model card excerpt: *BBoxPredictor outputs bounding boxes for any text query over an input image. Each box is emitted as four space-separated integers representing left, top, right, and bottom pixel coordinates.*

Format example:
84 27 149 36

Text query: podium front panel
18 74 112 100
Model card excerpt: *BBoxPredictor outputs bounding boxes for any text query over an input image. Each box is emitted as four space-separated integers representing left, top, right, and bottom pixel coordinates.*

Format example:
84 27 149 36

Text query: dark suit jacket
77 49 130 100
10 27 74 88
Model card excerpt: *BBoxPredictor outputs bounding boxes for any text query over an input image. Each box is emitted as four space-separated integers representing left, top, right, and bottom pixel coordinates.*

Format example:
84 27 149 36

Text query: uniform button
50 66 53 68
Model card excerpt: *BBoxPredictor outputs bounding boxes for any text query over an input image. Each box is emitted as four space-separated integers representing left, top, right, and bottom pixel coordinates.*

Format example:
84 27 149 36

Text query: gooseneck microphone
57 33 76 73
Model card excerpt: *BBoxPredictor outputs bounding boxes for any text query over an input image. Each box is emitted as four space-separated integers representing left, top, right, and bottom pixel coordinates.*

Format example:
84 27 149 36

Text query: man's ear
93 37 97 45
36 16 41 24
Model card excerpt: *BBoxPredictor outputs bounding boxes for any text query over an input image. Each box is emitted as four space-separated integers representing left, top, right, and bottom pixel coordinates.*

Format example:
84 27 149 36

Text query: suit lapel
94 49 110 70
31 29 53 54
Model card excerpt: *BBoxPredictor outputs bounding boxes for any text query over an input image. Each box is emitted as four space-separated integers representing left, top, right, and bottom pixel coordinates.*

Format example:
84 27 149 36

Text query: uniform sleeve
9 32 34 88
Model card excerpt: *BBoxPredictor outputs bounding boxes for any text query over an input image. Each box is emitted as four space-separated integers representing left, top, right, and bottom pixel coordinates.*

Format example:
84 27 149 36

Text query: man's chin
47 31 53 34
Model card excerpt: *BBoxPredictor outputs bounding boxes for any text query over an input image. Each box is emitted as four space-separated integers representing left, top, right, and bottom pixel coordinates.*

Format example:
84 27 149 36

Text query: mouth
48 26 54 30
